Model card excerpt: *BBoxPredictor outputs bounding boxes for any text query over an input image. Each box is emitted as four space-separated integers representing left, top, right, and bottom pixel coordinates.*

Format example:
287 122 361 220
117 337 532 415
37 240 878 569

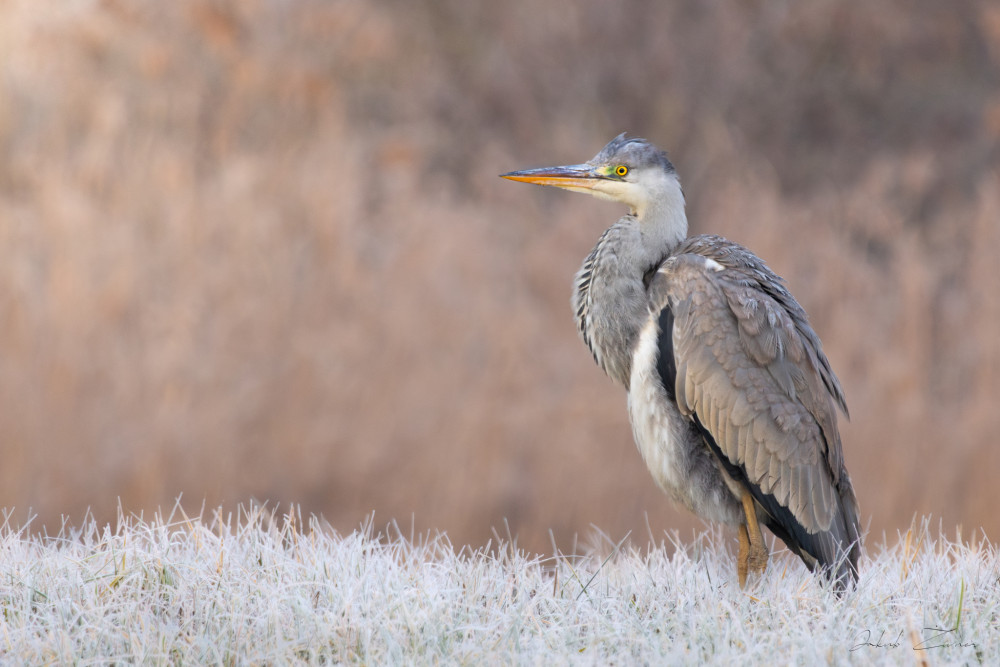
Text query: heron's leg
737 523 750 588
741 490 769 576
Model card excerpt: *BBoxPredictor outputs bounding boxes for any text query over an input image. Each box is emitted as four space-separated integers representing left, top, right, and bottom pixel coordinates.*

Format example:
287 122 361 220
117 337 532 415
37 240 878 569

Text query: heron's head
501 133 683 221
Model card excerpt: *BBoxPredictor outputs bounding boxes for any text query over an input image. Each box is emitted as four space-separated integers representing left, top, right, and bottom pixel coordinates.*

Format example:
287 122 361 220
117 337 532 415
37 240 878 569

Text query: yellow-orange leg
737 523 750 588
738 490 768 588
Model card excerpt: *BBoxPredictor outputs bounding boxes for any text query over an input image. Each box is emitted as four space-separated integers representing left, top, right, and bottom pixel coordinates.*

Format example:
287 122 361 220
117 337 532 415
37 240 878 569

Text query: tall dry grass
0 0 997 553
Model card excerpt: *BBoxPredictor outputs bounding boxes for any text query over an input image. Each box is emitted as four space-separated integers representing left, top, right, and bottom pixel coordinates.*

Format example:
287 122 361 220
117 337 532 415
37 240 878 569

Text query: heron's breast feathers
573 223 650 386
573 238 603 371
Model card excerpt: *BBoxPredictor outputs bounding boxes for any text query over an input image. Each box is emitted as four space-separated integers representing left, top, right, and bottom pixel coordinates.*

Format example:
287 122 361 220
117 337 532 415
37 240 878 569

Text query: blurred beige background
1 0 997 552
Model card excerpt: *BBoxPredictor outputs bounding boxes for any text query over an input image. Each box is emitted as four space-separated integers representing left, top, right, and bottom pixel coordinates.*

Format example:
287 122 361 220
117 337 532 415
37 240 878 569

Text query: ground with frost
0 507 995 664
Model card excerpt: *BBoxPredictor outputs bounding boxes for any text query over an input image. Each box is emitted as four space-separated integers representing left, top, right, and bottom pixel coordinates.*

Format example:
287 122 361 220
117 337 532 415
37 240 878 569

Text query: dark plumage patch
655 306 678 405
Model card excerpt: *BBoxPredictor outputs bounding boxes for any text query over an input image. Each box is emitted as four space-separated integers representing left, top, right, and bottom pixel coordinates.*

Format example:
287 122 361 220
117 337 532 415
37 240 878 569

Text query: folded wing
648 236 861 586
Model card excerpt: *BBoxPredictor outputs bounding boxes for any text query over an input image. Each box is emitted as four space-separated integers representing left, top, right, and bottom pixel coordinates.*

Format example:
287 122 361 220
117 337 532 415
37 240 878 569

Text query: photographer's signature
851 627 978 652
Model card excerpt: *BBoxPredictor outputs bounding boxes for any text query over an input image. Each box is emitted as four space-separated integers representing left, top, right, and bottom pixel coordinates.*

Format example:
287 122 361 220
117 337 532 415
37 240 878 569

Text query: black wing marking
655 305 678 405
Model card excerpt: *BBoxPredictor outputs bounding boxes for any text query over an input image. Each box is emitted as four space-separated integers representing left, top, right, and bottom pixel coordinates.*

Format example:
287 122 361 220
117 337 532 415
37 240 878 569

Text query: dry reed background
0 0 998 554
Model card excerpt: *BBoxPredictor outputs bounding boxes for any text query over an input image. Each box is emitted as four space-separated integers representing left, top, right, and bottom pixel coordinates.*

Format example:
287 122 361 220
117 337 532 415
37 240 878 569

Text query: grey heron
501 134 861 591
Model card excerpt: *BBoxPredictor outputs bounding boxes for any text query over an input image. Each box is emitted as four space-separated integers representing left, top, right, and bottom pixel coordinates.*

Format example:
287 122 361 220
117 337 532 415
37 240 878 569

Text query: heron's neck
633 171 688 260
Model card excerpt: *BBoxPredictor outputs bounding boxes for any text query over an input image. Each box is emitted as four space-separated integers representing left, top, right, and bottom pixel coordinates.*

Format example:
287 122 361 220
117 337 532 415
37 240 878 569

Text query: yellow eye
615 165 628 177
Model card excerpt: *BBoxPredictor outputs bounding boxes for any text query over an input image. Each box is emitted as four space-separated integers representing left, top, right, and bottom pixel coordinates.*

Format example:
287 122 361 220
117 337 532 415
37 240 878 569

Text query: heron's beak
500 164 608 193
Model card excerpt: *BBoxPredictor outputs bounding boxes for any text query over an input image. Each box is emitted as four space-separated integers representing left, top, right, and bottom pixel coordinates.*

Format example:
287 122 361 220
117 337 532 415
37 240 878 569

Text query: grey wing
649 247 861 585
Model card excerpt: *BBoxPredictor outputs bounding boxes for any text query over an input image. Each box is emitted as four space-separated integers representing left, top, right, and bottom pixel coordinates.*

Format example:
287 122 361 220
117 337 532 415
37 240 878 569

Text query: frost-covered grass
1 506 996 665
